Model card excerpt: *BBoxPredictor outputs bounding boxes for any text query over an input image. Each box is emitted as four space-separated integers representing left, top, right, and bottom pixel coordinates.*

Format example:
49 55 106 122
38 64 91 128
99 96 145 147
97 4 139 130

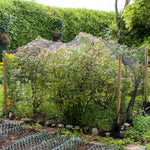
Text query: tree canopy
123 0 150 30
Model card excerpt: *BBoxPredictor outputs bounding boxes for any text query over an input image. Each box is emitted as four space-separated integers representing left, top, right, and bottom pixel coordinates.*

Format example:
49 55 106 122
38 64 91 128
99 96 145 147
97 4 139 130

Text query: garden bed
0 121 93 149
0 120 148 150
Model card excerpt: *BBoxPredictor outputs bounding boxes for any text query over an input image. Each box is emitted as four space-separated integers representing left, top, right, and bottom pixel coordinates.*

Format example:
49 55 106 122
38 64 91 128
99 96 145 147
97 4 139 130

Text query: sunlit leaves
123 0 150 30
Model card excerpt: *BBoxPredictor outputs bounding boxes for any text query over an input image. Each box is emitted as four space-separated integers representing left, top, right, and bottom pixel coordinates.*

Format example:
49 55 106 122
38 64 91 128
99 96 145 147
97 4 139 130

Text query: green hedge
0 0 55 50
0 0 115 50
55 8 115 42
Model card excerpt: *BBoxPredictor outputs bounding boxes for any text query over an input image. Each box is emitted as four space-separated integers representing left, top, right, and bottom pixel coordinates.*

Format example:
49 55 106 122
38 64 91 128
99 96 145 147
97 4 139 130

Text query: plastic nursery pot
2 39 10 46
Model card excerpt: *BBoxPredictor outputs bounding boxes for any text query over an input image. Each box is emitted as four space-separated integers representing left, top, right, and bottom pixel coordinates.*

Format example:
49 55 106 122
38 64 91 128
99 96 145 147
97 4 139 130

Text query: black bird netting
102 40 146 123
1 32 148 132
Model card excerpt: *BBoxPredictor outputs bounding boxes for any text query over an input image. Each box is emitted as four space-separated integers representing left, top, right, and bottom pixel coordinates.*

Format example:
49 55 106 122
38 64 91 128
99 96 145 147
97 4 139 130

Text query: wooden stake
3 51 7 116
144 47 148 106
116 54 122 126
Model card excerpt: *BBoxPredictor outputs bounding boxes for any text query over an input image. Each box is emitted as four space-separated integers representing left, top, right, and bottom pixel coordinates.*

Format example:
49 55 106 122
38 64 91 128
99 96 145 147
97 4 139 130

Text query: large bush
5 33 135 130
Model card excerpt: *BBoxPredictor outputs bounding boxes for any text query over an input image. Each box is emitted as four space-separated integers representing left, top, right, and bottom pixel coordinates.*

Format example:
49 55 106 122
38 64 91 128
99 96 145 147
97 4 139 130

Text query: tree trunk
124 0 131 10
115 0 120 30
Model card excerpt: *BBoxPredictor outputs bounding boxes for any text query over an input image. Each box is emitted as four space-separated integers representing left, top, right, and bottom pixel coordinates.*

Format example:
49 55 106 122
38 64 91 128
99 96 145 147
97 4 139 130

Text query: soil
0 120 148 150
0 127 37 149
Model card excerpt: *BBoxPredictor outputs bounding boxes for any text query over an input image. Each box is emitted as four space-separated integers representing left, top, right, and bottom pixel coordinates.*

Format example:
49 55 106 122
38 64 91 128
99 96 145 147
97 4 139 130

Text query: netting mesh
2 32 148 131
87 143 120 150
2 132 52 150
0 122 25 144
30 136 69 150
103 40 146 125
87 143 106 150
51 136 84 150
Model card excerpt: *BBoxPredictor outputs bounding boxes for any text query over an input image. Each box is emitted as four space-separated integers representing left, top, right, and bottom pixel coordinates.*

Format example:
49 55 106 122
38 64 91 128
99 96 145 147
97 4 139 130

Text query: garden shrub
124 112 150 142
6 48 54 120
6 33 135 130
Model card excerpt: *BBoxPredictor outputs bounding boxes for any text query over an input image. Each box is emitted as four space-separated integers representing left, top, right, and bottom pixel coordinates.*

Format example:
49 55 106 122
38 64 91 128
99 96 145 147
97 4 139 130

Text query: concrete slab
125 144 146 150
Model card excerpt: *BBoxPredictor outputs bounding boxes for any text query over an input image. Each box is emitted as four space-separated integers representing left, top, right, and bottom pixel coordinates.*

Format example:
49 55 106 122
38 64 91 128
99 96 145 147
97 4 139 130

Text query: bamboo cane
116 54 122 126
3 51 7 116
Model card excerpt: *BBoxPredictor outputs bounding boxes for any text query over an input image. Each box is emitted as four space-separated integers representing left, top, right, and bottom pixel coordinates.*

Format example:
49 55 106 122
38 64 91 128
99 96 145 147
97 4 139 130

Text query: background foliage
0 0 54 50
122 0 150 47
0 0 115 50
1 0 150 50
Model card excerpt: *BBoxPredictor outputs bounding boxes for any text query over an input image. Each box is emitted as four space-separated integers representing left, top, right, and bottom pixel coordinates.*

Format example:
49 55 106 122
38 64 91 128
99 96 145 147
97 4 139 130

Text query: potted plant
52 26 62 37
52 18 63 41
0 32 10 45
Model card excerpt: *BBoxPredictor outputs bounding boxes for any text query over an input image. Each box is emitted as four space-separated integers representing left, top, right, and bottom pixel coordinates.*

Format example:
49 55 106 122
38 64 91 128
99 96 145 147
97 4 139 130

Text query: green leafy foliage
57 128 82 138
123 0 150 30
5 33 136 130
1 0 149 52
0 0 115 50
122 0 150 47
124 113 150 142
56 8 115 43
0 0 147 131
0 0 54 50
0 84 3 117
103 11 146 47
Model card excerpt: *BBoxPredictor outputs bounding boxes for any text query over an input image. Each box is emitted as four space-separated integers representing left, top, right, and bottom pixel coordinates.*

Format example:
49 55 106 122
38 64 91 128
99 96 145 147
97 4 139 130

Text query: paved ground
125 144 146 150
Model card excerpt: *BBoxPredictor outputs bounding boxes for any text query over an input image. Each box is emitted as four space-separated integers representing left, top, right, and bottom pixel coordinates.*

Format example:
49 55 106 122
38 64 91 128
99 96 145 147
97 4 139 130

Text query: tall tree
124 0 131 9
123 0 150 30
115 0 120 30
115 0 131 30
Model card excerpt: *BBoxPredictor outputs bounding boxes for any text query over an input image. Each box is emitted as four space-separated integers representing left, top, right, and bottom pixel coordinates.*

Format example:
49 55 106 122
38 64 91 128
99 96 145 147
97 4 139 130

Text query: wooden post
144 47 148 106
3 51 7 116
116 54 122 126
